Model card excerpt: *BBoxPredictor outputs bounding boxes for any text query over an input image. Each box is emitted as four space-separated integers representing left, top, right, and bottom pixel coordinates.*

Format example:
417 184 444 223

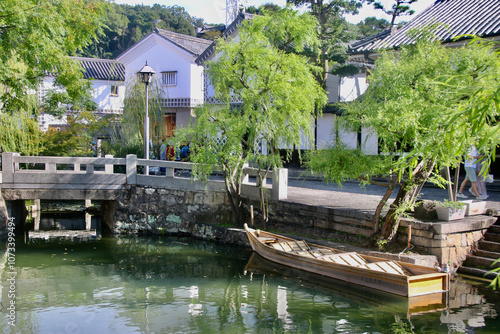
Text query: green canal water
1 235 500 333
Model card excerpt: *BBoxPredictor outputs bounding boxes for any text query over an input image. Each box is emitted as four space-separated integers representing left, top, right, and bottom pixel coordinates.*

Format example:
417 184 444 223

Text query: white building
116 28 212 138
38 57 125 132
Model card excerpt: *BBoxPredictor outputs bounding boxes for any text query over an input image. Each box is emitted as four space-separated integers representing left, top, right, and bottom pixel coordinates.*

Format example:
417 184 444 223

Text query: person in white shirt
457 146 487 200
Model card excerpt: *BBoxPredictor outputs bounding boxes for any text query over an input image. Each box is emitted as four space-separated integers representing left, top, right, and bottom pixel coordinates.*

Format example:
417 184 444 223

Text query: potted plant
435 200 466 221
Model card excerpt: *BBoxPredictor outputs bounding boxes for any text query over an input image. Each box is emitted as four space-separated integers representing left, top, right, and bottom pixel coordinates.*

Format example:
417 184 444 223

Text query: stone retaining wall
397 216 497 267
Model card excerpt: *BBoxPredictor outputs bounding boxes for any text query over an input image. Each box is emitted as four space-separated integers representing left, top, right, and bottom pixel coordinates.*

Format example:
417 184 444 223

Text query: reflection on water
0 235 499 333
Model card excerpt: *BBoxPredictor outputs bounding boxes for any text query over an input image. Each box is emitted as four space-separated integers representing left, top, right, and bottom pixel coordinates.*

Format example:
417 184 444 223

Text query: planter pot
436 206 466 221
460 200 486 216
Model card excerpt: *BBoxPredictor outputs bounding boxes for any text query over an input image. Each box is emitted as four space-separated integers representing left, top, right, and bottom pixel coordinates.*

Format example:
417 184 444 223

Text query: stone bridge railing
0 152 287 201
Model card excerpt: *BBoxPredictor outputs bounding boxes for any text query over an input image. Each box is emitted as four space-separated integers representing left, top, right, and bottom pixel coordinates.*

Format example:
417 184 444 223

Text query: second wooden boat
244 224 450 297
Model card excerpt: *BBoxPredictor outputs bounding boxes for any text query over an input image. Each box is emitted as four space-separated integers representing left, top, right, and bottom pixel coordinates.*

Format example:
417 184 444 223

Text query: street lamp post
137 61 156 174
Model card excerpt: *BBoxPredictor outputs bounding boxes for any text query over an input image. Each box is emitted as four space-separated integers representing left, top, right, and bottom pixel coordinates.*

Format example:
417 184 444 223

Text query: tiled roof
72 57 125 81
196 12 255 65
155 28 212 56
349 0 500 54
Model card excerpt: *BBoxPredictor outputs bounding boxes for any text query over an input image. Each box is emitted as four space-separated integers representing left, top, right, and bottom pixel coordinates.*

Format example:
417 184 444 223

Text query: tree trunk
379 158 436 243
372 179 397 235
222 168 245 227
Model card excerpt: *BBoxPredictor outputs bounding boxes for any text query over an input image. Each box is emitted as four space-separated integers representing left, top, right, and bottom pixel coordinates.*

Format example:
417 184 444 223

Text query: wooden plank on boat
386 261 411 276
295 240 310 251
365 262 387 273
258 237 277 244
271 243 285 251
325 252 367 266
279 242 293 252
296 251 315 258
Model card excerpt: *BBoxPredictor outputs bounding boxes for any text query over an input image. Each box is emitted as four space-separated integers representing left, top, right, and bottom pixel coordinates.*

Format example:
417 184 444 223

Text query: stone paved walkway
285 170 500 214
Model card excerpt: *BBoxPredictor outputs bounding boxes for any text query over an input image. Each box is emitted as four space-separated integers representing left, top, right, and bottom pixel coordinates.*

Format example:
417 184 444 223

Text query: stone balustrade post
126 154 137 185
272 168 288 201
2 152 14 183
105 155 113 174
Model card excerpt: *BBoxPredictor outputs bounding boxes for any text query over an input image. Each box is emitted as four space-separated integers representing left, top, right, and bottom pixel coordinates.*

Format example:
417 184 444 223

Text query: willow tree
119 76 166 158
307 35 500 247
175 8 327 226
0 0 107 155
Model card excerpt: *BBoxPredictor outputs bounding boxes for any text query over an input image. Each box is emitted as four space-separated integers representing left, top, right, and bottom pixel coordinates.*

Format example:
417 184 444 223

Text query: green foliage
0 0 107 155
175 8 327 223
0 0 106 114
288 1 362 88
488 259 500 290
355 17 390 38
0 108 41 155
246 3 283 15
81 3 202 59
39 111 111 157
345 36 500 178
305 142 391 186
435 200 466 209
308 33 500 243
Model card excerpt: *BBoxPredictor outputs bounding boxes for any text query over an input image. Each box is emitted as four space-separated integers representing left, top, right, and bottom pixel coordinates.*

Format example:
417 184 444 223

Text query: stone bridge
0 152 287 231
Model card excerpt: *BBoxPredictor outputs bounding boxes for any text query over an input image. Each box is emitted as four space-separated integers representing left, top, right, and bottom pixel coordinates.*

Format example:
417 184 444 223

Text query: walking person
475 157 489 199
457 145 487 200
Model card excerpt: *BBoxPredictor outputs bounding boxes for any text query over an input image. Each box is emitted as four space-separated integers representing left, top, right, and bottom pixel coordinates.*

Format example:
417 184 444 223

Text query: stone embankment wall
111 185 249 246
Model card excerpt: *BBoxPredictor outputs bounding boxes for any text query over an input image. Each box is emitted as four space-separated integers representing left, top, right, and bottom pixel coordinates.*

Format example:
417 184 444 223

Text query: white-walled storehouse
38 57 125 132
116 28 212 136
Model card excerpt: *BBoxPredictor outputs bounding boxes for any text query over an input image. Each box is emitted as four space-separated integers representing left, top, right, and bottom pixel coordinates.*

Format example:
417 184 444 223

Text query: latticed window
162 71 177 86
110 85 119 96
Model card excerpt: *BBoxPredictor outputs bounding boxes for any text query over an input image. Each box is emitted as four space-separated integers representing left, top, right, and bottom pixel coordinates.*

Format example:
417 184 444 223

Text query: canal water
1 235 500 334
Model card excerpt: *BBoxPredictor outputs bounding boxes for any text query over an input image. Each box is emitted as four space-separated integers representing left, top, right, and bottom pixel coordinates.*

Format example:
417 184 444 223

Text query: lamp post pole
137 61 156 175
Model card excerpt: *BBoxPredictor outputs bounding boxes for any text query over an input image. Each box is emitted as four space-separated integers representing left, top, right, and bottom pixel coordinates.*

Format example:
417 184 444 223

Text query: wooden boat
244 224 450 297
244 252 448 317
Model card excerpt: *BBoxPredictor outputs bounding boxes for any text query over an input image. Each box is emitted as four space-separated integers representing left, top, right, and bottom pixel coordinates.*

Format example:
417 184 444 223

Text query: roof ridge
156 28 212 44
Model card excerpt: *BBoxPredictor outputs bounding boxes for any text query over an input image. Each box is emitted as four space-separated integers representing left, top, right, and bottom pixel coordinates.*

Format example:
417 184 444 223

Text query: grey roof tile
349 0 500 54
155 29 212 56
72 57 125 81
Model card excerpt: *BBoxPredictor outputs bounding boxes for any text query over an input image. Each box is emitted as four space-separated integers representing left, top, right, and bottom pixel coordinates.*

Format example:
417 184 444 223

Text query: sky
111 0 436 25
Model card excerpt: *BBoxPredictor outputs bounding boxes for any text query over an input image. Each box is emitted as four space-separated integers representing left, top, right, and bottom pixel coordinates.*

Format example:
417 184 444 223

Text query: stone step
475 249 500 261
490 225 500 234
479 240 500 253
484 232 500 243
457 266 500 280
463 255 500 270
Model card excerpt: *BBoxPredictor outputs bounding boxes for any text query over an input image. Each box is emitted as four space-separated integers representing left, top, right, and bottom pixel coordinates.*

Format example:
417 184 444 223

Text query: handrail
0 152 287 200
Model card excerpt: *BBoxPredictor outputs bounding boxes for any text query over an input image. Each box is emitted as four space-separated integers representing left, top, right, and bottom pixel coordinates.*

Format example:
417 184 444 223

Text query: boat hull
244 224 449 297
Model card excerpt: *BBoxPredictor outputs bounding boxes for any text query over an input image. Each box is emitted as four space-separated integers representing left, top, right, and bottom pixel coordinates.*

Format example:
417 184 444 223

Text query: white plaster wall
92 80 124 111
118 34 202 100
190 63 205 101
316 114 336 149
339 73 368 102
316 114 378 154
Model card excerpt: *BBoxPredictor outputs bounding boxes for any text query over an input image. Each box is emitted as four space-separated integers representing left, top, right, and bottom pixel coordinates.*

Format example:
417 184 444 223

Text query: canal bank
2 167 499 271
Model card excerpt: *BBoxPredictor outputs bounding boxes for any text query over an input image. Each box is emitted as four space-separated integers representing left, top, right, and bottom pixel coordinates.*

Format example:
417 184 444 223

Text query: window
111 85 119 96
162 71 177 86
